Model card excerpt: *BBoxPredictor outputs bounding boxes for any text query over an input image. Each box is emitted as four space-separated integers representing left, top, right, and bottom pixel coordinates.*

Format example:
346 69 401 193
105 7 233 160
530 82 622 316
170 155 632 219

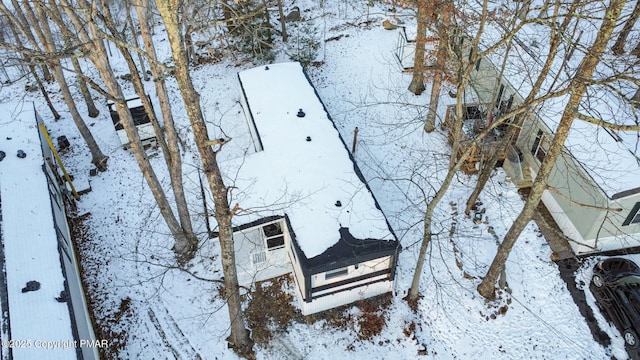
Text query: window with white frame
263 222 285 250
241 219 287 267
530 129 549 163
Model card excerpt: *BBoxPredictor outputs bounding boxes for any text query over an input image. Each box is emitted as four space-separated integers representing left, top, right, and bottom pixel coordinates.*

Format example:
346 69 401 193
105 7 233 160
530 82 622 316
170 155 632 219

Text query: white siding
294 256 394 315
297 281 393 316
233 220 292 287
311 257 391 289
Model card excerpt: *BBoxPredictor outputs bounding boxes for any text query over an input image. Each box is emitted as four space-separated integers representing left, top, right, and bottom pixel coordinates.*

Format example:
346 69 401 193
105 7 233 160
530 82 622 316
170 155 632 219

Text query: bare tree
135 0 199 255
611 0 640 55
464 0 581 216
408 0 429 95
477 0 628 300
0 1 109 169
96 0 199 257
70 55 100 117
154 0 254 356
409 0 495 300
424 0 452 132
407 0 574 300
2 18 60 119
45 0 197 260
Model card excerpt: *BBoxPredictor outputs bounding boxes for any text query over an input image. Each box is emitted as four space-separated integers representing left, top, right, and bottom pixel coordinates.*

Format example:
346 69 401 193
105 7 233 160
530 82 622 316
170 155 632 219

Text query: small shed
108 96 157 148
209 62 400 315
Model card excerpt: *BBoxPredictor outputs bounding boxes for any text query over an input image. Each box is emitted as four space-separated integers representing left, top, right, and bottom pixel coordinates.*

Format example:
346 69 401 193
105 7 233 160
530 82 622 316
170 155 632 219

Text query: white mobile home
462 24 640 256
0 102 99 359
209 62 399 315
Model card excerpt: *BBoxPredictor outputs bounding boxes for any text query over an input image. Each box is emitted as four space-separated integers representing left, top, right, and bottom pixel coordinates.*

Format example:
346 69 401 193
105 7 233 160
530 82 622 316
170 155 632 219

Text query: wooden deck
443 103 508 174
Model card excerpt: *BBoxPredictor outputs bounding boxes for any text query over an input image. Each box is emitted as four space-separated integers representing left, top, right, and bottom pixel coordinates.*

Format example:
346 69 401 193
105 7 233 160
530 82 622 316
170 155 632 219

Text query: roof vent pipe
335 201 342 207
306 136 311 142
17 150 26 158
0 151 5 161
297 109 306 118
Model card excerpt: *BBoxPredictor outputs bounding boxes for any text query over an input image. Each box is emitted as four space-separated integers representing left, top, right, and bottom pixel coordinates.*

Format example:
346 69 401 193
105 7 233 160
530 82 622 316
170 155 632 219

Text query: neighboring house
0 102 99 359
208 62 400 315
514 104 640 256
463 35 640 256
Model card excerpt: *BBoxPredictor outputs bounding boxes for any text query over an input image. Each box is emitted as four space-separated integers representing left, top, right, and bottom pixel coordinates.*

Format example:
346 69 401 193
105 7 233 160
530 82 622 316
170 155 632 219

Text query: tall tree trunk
30 2 108 170
409 115 462 301
477 0 625 300
155 0 254 356
136 0 197 256
408 0 492 301
56 0 193 259
424 6 450 132
408 1 428 95
70 56 100 118
32 65 61 120
102 0 198 258
611 0 640 55
41 65 52 82
425 70 442 132
125 0 150 81
50 3 99 118
277 0 287 42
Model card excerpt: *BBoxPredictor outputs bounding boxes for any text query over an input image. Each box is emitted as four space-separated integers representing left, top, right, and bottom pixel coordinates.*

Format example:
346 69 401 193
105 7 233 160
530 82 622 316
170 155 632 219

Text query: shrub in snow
285 21 320 67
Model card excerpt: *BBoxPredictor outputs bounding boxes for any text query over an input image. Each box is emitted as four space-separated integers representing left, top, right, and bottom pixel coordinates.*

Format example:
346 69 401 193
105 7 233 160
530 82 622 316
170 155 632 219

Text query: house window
496 84 505 105
623 202 640 226
325 267 348 280
263 222 285 250
530 129 549 162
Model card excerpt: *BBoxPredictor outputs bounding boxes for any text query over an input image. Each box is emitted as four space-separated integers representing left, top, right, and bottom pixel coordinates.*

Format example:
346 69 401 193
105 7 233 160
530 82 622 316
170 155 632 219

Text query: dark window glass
267 236 285 249
325 267 348 280
263 223 282 237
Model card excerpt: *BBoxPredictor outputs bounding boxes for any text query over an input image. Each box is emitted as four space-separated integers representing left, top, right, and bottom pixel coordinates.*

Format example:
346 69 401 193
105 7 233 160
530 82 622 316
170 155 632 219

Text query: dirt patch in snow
245 275 393 346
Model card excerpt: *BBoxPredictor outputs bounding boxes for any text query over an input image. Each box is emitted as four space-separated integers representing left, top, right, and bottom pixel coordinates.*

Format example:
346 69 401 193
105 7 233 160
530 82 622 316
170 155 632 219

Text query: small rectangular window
266 236 285 249
496 84 505 105
531 129 548 163
325 267 348 280
263 223 283 237
263 222 285 250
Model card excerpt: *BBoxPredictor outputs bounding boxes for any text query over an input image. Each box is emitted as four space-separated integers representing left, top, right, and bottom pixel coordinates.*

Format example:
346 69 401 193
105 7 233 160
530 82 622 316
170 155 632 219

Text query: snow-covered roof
540 93 640 198
0 102 76 359
227 62 395 258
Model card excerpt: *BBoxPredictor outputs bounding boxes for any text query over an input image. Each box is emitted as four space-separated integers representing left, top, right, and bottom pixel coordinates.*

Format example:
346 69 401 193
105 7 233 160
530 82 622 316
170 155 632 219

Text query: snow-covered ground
0 1 632 359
